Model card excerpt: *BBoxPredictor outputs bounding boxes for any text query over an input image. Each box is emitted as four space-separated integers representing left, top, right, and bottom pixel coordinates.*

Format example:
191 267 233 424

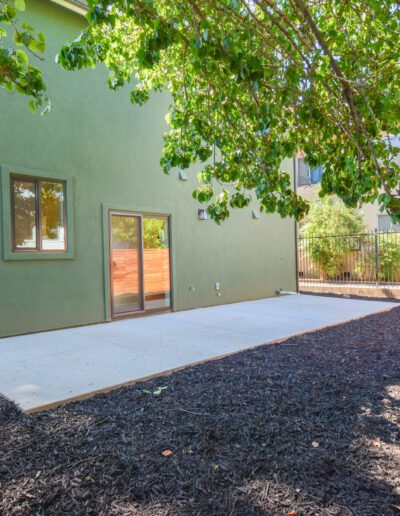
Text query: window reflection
13 180 37 249
111 215 142 314
41 181 65 251
143 217 171 310
12 177 66 252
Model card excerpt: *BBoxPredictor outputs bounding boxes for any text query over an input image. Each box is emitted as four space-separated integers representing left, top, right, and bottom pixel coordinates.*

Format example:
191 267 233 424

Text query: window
309 165 323 184
378 214 400 232
297 158 323 186
12 177 66 252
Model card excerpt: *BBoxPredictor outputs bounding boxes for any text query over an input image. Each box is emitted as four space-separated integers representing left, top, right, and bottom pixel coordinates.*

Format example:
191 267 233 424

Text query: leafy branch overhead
58 0 400 223
1 1 399 221
0 0 48 111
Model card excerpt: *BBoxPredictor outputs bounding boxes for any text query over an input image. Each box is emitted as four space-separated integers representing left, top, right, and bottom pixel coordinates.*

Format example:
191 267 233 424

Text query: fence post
374 228 379 286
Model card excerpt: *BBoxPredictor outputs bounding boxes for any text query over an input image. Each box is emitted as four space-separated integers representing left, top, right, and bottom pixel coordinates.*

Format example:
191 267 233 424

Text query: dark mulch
1 308 400 515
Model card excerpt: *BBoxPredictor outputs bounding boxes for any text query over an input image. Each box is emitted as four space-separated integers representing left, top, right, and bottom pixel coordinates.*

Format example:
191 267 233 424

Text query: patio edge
25 304 396 414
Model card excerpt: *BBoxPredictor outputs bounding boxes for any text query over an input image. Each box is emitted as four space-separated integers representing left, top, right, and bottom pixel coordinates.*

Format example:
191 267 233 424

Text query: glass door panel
143 216 171 310
110 213 143 315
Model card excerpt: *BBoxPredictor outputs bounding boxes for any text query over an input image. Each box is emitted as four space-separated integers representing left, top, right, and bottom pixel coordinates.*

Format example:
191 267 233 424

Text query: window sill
3 250 75 261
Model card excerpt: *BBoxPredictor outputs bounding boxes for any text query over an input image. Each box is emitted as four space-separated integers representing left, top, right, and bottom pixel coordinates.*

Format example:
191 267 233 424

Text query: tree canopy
2 1 399 223
0 0 48 111
57 0 400 223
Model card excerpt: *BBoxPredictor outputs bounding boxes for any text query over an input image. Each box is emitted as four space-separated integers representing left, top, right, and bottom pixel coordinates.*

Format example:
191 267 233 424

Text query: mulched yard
1 307 400 515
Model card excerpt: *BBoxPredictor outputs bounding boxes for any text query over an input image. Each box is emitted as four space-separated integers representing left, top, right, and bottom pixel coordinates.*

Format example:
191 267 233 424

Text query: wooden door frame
109 210 145 318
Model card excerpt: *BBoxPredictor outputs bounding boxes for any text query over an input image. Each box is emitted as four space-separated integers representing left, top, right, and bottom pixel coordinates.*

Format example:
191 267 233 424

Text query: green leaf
14 0 25 11
52 0 400 223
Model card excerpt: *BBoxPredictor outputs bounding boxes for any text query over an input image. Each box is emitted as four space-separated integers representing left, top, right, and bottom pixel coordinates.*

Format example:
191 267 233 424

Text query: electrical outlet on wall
215 282 220 290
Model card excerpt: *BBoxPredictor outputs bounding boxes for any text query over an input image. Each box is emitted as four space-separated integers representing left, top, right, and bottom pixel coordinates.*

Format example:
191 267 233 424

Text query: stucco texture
0 0 296 337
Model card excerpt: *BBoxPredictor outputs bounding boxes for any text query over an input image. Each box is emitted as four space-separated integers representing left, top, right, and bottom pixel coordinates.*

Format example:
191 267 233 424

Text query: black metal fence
298 230 400 287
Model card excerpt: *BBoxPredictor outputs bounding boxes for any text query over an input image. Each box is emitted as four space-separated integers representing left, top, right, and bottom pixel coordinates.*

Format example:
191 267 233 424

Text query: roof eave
50 0 88 16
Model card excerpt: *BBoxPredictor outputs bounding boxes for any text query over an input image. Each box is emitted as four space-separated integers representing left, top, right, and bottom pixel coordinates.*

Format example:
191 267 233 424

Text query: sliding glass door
110 212 171 317
110 213 143 315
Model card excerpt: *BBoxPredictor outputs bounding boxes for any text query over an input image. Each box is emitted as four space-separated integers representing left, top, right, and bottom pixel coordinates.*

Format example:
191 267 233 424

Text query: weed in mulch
1 307 400 515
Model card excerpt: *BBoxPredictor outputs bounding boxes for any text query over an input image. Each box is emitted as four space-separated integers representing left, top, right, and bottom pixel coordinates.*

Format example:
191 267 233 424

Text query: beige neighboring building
295 156 400 232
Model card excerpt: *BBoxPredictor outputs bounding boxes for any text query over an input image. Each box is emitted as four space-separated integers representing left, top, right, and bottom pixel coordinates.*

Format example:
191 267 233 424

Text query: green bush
301 196 365 280
378 234 400 281
356 233 400 282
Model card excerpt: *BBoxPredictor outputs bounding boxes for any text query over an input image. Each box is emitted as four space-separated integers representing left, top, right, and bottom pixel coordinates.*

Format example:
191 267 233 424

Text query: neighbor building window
12 177 66 251
378 214 400 232
297 158 323 186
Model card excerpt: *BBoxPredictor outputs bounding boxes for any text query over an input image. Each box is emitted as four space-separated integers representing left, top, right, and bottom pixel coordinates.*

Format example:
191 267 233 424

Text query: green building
0 0 297 338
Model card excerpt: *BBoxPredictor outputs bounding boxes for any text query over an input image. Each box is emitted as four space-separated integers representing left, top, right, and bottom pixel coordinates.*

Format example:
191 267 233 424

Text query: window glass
13 179 37 249
310 165 323 184
297 158 310 186
111 215 142 314
143 217 171 310
12 176 67 252
111 214 139 249
297 158 323 186
378 214 400 232
40 181 66 251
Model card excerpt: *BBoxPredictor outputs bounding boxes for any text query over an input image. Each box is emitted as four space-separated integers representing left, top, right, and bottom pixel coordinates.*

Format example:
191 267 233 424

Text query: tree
112 216 168 249
0 0 48 111
300 195 365 279
57 0 400 223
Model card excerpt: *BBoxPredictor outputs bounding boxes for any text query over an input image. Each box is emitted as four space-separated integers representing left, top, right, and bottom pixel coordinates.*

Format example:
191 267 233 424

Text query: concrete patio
0 294 396 412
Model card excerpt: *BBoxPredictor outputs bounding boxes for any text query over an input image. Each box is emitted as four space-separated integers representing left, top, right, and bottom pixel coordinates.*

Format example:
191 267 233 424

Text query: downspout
293 156 300 293
276 158 300 297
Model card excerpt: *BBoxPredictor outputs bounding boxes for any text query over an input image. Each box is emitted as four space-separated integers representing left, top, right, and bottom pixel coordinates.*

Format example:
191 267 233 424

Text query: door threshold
112 308 172 321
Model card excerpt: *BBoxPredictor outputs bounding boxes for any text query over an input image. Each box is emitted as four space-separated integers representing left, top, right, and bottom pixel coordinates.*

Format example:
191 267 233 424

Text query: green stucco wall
0 0 297 338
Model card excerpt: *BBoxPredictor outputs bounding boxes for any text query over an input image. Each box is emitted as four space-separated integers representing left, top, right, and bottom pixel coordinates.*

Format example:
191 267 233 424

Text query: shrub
301 196 365 279
356 233 400 282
